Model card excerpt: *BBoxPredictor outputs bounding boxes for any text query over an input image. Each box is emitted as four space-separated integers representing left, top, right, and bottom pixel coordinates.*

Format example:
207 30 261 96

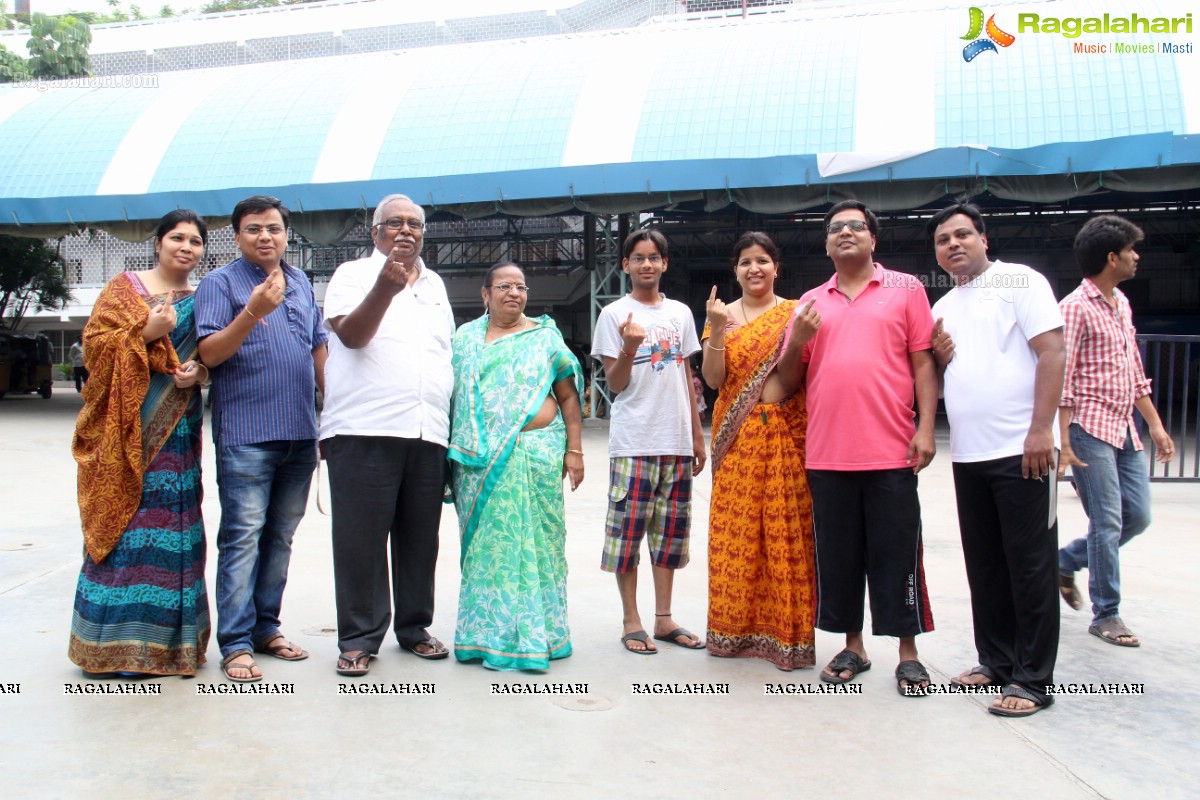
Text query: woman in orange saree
701 232 815 671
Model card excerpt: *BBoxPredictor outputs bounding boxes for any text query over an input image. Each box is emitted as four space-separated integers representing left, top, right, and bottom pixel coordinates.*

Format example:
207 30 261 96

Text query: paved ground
1 390 1196 799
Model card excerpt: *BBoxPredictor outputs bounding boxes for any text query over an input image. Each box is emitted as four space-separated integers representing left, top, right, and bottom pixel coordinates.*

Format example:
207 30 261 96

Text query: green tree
26 12 91 79
0 1 30 83
0 236 74 331
0 45 29 82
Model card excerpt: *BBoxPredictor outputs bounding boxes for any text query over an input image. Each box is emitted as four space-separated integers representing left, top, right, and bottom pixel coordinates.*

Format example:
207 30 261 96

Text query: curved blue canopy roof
1 0 1197 231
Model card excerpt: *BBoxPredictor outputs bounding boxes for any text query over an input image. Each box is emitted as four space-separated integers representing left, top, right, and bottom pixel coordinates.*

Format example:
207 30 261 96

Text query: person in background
69 335 88 393
1057 214 1175 648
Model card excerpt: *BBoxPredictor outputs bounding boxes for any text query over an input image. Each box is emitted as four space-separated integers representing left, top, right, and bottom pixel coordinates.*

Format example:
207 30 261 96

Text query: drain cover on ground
550 694 612 712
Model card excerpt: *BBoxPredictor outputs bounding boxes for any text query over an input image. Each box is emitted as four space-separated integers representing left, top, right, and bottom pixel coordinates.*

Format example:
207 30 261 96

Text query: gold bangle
565 449 584 456
706 342 726 351
245 307 261 321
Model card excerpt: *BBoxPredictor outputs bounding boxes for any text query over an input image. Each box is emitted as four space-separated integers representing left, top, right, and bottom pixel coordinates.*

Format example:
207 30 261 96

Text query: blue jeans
1058 424 1151 625
215 439 318 658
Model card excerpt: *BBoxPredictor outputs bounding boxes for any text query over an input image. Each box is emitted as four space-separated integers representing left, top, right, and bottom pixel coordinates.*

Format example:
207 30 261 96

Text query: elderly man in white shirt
320 194 455 676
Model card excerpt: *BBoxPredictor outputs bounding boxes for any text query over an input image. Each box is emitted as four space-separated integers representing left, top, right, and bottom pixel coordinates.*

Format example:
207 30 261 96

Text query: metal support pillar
586 213 629 418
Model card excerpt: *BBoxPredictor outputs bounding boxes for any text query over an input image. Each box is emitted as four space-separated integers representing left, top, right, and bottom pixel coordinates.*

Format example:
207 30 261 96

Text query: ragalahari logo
961 6 1016 61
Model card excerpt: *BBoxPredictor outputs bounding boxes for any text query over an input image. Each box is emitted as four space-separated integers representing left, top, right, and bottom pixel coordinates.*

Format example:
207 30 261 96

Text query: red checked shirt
1060 278 1152 450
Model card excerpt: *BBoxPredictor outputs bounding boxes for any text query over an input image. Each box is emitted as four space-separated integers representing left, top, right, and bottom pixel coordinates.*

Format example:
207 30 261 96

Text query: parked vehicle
0 332 54 399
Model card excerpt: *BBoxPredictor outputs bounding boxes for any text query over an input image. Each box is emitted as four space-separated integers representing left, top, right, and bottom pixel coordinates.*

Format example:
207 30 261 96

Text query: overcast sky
26 0 574 18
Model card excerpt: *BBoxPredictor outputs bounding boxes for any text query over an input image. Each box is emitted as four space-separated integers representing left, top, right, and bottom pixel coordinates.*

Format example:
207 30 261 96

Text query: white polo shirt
319 251 455 446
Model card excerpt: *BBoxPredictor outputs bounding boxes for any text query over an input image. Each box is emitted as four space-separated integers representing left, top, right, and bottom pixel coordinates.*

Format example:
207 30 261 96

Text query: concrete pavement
0 391 1196 799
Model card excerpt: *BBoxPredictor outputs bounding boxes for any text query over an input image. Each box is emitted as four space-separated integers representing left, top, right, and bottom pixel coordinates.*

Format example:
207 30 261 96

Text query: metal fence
1139 334 1200 482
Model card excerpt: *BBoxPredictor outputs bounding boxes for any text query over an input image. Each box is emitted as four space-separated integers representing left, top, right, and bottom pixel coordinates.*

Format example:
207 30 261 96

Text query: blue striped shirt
195 257 328 447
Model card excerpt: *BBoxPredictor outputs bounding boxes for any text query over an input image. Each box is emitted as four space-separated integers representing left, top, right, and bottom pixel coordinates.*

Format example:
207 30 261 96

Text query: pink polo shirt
792 263 934 470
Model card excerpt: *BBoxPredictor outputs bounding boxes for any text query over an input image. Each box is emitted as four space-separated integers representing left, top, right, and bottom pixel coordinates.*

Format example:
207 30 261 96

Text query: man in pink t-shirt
777 200 938 696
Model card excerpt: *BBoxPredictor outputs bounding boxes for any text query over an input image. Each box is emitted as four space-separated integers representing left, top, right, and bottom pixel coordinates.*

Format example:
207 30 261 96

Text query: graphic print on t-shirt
642 324 684 372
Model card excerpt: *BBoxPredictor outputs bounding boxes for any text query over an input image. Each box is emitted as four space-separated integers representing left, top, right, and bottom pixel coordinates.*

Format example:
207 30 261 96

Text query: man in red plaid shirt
1057 215 1175 648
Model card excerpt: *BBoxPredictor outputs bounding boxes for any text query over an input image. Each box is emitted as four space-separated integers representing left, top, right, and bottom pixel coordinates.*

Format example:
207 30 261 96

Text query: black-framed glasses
488 283 529 294
240 224 286 236
826 219 869 235
377 217 425 232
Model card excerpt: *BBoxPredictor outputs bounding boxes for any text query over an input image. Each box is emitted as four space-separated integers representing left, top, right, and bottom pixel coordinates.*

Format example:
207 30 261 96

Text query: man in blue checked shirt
196 195 329 684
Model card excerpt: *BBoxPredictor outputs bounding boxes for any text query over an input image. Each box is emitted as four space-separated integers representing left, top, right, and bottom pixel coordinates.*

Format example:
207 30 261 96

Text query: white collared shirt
319 250 455 445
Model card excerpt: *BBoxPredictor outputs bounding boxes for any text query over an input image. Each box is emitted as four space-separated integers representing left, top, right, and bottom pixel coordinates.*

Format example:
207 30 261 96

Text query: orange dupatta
704 299 797 473
72 273 181 563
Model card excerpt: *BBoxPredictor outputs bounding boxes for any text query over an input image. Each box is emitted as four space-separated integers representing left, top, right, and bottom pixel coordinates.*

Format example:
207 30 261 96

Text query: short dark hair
154 208 208 246
622 229 669 260
1074 214 1144 277
824 200 880 237
731 231 781 265
232 195 290 232
483 261 523 288
927 203 986 238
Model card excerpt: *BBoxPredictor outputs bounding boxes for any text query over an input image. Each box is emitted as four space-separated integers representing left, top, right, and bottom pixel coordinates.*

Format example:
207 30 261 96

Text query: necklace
737 295 780 325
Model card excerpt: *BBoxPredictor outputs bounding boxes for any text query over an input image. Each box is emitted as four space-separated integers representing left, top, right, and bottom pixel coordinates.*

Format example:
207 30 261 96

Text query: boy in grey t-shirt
591 229 706 655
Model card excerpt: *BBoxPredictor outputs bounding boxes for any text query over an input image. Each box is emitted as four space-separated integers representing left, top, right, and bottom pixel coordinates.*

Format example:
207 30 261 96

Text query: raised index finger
802 299 815 313
709 285 718 303
932 317 944 336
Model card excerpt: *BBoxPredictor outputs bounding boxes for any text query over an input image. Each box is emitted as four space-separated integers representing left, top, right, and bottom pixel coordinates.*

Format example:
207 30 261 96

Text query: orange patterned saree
704 300 816 670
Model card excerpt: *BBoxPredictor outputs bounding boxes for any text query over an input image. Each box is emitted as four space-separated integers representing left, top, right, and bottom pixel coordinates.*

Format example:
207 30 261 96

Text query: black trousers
73 366 89 392
325 435 446 654
808 468 934 638
952 456 1059 704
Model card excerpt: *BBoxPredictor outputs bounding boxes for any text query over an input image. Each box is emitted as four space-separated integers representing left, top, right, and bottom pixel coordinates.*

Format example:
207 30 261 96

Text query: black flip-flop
653 627 704 649
895 659 931 697
402 637 449 660
951 664 997 687
988 684 1050 718
820 649 871 684
621 630 657 655
336 652 372 676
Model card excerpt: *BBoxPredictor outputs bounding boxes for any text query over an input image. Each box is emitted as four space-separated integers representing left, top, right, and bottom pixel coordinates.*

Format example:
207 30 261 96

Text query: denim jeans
1058 424 1151 624
215 439 318 658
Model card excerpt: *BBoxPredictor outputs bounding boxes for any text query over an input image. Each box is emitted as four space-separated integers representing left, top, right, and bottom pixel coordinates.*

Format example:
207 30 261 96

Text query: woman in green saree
449 262 585 671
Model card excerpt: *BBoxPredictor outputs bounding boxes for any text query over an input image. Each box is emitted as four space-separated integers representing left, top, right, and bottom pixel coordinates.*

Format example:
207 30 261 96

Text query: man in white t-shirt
320 194 455 675
928 204 1065 718
591 229 707 655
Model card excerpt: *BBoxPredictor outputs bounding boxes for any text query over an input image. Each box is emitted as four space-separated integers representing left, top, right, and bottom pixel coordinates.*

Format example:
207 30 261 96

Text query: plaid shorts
601 455 692 573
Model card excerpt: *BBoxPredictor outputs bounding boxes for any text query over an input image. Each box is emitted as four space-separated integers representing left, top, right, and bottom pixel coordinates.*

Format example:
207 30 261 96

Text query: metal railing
1139 334 1200 482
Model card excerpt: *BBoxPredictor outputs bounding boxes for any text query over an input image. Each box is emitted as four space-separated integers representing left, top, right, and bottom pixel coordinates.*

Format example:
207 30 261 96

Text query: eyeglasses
488 283 529 294
241 225 286 236
628 255 663 266
826 219 869 235
377 217 425 232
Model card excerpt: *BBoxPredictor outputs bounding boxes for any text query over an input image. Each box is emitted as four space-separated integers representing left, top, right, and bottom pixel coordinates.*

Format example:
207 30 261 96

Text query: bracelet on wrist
621 349 637 359
565 449 584 456
706 342 726 352
245 307 261 320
